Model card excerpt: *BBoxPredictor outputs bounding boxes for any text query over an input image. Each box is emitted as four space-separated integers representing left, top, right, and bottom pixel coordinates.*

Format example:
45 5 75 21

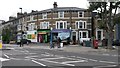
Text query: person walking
57 37 61 48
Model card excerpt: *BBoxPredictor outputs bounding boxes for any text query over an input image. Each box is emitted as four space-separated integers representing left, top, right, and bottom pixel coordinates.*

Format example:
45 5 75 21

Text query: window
28 23 35 30
79 22 82 29
40 22 49 29
17 25 21 31
42 13 47 19
58 12 64 18
83 32 87 38
56 21 67 29
75 21 86 29
79 31 88 38
78 12 84 17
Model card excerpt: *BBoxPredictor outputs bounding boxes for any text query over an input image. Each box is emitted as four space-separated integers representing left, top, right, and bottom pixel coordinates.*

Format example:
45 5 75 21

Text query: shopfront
37 29 50 43
50 29 71 44
26 30 37 42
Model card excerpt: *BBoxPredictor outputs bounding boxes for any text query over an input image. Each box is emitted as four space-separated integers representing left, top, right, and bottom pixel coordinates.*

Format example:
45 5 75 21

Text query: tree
88 1 120 49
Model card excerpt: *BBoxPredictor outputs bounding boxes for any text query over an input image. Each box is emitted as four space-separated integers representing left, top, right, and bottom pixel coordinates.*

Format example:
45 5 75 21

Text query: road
1 44 119 68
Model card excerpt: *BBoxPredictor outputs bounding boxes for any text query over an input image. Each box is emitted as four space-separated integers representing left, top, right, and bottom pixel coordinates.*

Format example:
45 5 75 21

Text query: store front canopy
51 29 71 33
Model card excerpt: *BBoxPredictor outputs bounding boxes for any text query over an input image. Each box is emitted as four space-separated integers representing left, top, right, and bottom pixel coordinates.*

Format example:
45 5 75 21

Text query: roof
29 7 87 15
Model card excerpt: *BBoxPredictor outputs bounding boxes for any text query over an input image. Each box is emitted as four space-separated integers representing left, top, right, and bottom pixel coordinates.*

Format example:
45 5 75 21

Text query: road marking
89 59 97 62
24 53 37 55
102 54 110 56
62 60 87 64
112 55 117 57
25 56 38 58
94 65 118 68
0 57 10 62
4 54 10 58
10 58 30 61
31 60 46 66
76 57 88 60
99 60 116 64
42 57 65 60
40 59 75 66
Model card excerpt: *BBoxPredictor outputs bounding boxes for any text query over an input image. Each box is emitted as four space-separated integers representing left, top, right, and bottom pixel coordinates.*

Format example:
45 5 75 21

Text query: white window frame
75 21 86 29
56 21 67 29
28 23 35 31
79 31 88 38
42 13 47 19
58 11 64 18
40 21 49 29
78 11 84 18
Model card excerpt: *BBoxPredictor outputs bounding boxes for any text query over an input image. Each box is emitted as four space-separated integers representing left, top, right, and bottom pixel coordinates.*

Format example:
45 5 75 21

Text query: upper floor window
40 22 49 29
75 21 86 29
78 12 84 17
42 13 47 19
56 21 67 29
17 25 21 31
28 23 35 30
58 12 64 18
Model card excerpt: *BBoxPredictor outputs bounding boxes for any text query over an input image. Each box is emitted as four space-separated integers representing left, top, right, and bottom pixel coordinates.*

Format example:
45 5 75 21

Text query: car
17 39 31 44
112 40 120 46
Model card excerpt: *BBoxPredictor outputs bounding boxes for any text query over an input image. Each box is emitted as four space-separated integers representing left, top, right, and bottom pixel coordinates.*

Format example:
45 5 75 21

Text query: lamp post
50 27 53 48
19 8 23 47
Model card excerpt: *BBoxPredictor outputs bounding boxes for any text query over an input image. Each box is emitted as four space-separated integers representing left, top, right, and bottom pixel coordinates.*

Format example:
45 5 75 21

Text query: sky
0 0 89 21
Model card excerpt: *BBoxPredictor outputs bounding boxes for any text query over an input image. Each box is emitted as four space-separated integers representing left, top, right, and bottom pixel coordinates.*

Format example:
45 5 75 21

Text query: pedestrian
20 39 24 47
57 37 61 48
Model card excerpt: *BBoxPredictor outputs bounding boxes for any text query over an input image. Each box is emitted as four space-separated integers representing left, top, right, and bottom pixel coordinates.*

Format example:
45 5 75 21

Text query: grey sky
0 0 89 21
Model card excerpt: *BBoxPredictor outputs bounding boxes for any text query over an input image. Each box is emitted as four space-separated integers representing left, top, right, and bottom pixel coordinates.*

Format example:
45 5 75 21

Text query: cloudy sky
0 0 89 21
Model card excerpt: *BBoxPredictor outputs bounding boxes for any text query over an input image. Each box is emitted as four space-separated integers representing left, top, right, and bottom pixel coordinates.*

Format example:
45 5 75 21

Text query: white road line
31 60 46 66
112 55 117 57
4 54 10 58
102 54 110 56
0 57 10 62
99 61 116 64
40 59 75 66
62 60 87 64
94 65 118 68
25 56 38 58
89 59 97 62
76 57 88 60
42 57 65 60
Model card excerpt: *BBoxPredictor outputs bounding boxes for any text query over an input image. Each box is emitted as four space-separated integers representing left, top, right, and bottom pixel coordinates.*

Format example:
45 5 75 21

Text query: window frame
42 13 47 19
58 11 64 18
78 11 84 18
56 21 67 29
40 21 49 29
75 21 86 29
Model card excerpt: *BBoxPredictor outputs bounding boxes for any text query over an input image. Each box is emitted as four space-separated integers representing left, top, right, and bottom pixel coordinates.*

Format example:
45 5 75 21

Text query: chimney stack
53 2 57 8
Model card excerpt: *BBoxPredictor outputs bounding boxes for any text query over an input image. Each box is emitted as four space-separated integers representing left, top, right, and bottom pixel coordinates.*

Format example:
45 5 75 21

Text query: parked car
112 40 120 46
17 39 31 44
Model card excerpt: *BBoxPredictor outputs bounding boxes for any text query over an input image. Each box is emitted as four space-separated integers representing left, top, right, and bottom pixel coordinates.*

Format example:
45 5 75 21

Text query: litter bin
93 40 98 49
84 41 91 47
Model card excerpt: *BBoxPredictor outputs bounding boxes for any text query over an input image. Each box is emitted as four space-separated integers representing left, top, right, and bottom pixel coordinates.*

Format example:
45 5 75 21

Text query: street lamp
19 8 24 47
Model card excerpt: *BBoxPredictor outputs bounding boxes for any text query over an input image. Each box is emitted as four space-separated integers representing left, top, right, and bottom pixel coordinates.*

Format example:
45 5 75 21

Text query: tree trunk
107 30 114 49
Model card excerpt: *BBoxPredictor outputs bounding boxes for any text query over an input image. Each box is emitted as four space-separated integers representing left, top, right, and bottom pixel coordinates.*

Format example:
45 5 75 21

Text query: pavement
2 43 118 54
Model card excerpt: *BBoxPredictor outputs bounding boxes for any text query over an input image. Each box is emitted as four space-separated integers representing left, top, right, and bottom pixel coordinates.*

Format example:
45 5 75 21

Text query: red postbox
93 40 98 49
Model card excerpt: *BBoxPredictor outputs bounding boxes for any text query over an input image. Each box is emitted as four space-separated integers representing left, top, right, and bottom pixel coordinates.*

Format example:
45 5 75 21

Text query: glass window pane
79 22 82 28
83 32 87 38
60 22 63 29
